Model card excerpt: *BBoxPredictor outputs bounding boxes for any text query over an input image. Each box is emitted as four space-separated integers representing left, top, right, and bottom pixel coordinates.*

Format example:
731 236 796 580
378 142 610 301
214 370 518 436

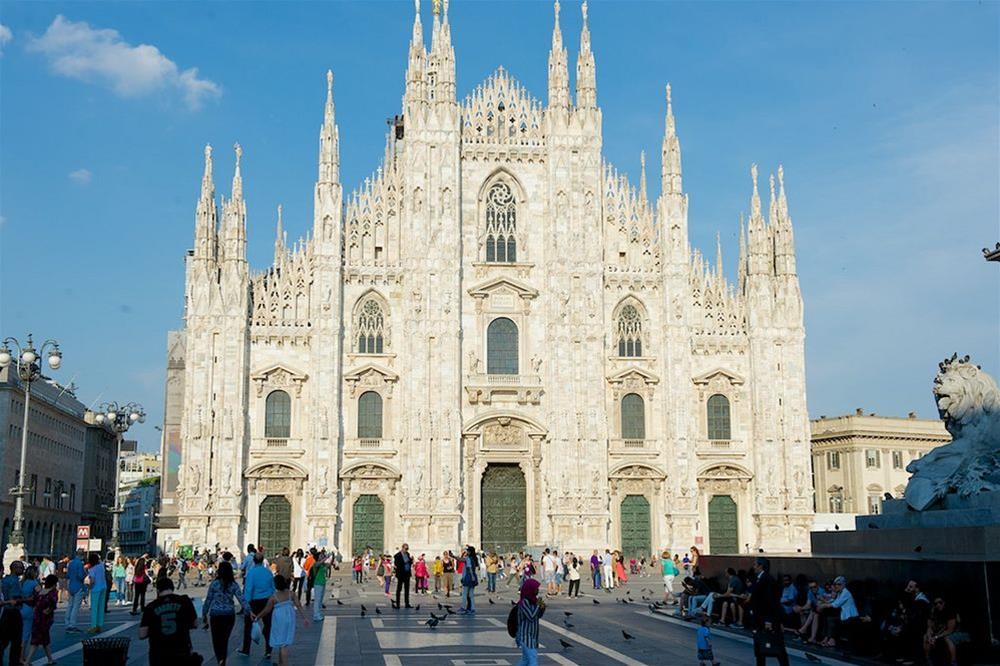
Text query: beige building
811 410 949 516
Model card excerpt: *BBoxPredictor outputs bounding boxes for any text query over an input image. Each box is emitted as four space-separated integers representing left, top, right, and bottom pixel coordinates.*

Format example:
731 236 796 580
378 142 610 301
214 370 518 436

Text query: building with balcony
811 409 950 517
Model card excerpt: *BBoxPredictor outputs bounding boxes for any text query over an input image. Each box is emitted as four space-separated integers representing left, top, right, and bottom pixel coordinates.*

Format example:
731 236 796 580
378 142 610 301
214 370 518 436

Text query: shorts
544 571 556 584
663 574 675 590
697 648 715 662
555 573 563 584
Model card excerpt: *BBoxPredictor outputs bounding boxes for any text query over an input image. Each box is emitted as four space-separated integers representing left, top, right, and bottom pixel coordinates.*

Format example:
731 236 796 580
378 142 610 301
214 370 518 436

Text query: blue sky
1 1 997 452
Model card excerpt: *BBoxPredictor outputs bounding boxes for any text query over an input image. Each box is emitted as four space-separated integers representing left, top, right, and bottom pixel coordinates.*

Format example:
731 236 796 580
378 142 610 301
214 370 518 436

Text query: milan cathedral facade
164 1 814 557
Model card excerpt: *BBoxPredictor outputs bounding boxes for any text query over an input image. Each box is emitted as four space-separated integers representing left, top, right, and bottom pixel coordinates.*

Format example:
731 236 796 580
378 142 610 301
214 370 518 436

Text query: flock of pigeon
336 585 666 652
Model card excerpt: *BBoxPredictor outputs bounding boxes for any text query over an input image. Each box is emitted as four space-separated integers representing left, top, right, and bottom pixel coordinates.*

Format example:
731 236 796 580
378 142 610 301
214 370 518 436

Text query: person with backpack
178 558 189 590
509 577 544 666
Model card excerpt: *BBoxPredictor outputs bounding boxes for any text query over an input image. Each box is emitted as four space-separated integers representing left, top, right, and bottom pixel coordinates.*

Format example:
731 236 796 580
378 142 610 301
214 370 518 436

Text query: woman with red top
130 557 149 615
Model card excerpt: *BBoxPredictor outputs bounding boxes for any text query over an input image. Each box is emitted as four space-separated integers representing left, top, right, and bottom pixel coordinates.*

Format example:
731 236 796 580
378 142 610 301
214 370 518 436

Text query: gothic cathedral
166 1 814 558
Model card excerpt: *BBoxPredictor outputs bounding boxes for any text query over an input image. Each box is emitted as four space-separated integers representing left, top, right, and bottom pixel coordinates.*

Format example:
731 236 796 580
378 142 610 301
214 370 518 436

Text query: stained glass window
356 298 386 354
487 317 518 375
616 304 643 357
484 182 517 263
265 390 291 438
707 394 731 440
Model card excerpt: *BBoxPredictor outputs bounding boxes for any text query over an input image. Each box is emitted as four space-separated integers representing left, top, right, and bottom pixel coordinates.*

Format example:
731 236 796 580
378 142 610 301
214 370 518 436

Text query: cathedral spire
773 164 797 276
639 150 648 204
575 1 597 110
274 204 286 264
547 0 570 111
411 0 424 47
426 0 455 104
231 142 243 203
738 213 748 290
318 70 340 184
194 144 217 263
715 231 724 277
768 172 778 227
220 143 247 265
777 163 789 220
747 163 772 277
661 84 683 195
750 163 762 222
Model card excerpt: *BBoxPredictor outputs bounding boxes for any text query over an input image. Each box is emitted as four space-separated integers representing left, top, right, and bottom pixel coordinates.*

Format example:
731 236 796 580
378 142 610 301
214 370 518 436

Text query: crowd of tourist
0 542 975 666
674 557 969 666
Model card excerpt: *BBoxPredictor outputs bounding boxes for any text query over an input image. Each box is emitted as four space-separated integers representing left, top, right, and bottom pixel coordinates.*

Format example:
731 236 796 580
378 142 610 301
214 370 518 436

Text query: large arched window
487 317 519 375
484 182 517 263
358 391 383 439
356 297 386 354
265 390 291 438
707 394 731 440
616 304 643 357
621 393 645 440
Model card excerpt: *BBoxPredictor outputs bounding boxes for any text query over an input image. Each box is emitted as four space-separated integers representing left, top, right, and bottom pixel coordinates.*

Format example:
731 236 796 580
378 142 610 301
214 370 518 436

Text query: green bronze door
620 495 651 559
258 495 291 554
708 495 738 554
481 464 527 553
352 495 384 555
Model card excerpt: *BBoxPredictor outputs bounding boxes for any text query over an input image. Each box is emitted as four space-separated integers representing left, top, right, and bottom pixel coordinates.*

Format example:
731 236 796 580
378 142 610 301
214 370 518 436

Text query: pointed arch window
487 317 519 375
484 182 517 263
616 304 643 357
358 391 383 439
356 298 386 354
265 390 291 438
707 394 731 440
621 393 646 440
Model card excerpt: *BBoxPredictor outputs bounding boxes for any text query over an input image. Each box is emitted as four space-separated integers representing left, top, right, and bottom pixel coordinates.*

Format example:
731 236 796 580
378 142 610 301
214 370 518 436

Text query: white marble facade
171 1 814 557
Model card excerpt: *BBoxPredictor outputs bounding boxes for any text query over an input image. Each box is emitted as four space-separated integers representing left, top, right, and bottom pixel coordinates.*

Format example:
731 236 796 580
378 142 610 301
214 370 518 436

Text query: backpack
506 604 519 638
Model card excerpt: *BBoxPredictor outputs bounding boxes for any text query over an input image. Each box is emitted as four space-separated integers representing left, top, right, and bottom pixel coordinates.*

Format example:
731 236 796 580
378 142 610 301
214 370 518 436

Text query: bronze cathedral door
481 464 527 553
258 495 291 554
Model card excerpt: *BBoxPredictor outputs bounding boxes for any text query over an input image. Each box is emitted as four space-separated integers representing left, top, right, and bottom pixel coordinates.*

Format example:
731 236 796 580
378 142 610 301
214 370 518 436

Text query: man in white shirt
601 550 614 590
541 549 556 596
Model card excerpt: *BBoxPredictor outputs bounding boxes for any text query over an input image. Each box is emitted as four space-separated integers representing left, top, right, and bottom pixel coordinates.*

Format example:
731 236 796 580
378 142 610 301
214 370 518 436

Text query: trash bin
82 636 130 666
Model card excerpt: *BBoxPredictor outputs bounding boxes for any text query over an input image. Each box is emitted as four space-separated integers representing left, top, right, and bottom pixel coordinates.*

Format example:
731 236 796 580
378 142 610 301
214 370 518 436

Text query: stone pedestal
811 493 1000 562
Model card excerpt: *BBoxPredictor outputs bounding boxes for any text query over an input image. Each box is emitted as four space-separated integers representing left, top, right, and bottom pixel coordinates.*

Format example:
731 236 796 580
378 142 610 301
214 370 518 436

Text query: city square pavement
30 573 856 665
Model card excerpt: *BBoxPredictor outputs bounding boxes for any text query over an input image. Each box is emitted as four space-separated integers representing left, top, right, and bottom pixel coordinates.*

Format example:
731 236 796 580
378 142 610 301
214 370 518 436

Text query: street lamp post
92 401 145 558
0 334 63 568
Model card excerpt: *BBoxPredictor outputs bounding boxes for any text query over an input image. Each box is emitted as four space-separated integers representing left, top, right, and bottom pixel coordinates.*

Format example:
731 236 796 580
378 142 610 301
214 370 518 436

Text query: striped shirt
515 601 541 649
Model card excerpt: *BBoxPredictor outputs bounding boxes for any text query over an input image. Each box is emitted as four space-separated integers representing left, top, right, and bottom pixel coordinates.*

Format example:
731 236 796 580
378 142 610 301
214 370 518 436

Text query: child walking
414 555 429 594
24 574 59 665
697 614 720 666
251 575 309 666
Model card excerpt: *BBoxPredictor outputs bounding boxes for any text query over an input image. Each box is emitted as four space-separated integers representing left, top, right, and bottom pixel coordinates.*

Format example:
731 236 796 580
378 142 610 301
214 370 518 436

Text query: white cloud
0 24 12 55
68 168 93 184
27 15 220 109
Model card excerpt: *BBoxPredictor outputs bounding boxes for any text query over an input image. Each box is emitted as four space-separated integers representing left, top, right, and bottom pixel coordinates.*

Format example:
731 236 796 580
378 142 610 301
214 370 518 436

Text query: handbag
250 618 264 645
753 627 786 657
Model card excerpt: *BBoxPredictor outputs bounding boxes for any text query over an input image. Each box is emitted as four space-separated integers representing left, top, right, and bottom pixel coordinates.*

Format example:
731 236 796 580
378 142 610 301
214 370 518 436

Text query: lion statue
904 354 1000 511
